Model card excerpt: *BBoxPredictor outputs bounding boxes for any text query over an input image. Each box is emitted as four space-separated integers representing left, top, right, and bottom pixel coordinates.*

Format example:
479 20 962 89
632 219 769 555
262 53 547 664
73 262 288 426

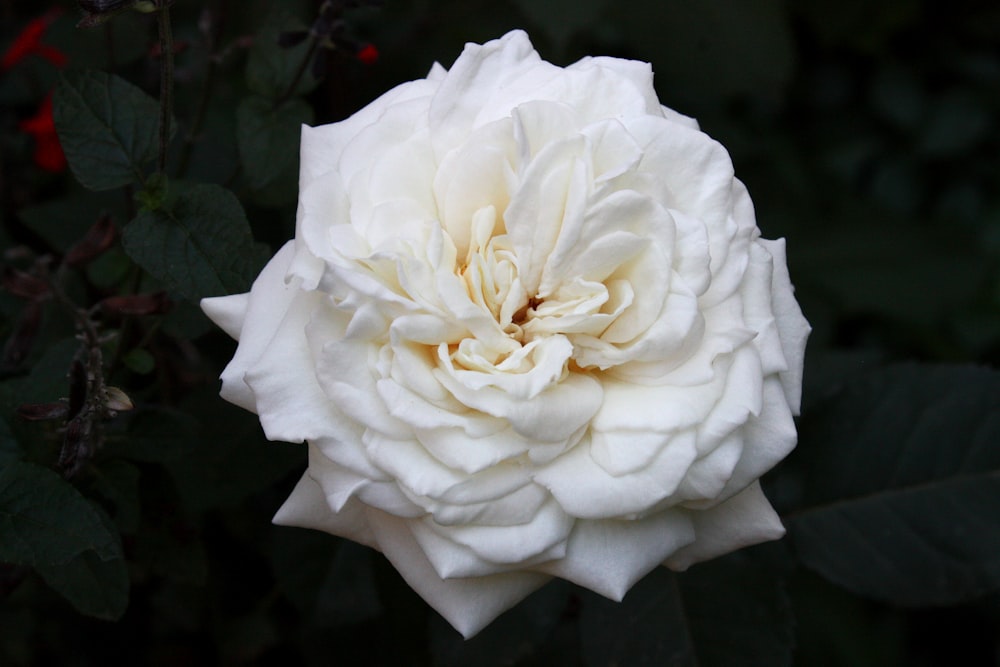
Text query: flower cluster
3 9 67 173
203 31 810 637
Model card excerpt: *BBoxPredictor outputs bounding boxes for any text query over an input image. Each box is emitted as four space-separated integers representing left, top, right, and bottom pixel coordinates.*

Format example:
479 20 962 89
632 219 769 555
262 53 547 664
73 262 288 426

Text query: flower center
457 216 546 342
512 295 542 325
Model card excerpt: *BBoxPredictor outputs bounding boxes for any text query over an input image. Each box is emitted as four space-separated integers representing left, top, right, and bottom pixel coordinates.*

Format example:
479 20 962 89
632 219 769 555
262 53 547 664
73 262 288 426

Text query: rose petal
273 471 378 549
534 430 698 519
537 510 695 600
664 481 785 571
243 290 350 443
365 508 551 638
200 292 248 340
205 242 299 412
759 238 811 413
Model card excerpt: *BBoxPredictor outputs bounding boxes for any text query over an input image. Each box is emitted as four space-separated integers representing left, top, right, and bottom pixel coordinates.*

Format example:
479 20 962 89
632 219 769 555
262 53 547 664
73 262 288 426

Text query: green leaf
123 348 155 375
35 548 129 620
0 417 21 472
430 580 572 666
16 192 123 252
165 392 303 511
312 541 382 627
121 184 268 300
611 0 795 104
246 11 319 99
0 338 77 417
918 90 992 157
787 364 1000 606
53 69 161 191
579 557 793 667
792 216 984 326
161 300 213 340
237 96 313 190
0 461 121 566
32 500 128 620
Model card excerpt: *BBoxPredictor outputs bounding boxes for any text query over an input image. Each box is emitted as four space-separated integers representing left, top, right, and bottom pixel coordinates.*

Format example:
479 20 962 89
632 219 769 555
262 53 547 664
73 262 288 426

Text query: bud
64 213 117 267
76 0 157 28
356 43 378 65
98 292 171 317
1 267 50 300
2 301 42 368
16 401 69 421
104 386 134 413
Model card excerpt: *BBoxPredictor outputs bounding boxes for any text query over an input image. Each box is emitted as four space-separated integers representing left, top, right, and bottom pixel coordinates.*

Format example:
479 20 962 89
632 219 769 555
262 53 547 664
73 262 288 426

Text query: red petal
357 44 379 65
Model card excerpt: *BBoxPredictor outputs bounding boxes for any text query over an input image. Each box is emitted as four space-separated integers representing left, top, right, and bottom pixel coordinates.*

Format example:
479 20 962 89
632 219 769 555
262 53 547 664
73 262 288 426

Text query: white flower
202 30 810 638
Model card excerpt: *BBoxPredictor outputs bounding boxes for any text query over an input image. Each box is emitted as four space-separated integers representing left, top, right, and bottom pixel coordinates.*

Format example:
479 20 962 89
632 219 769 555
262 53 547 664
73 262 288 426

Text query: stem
177 0 228 177
274 35 318 108
47 266 111 479
156 1 174 174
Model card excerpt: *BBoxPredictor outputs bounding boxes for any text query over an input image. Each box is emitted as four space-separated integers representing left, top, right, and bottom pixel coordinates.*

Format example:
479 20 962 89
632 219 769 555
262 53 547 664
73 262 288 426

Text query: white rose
202 30 810 638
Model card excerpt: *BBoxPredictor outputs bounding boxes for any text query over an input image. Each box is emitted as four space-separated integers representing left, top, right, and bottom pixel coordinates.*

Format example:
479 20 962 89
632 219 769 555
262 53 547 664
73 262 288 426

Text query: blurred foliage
1 0 999 665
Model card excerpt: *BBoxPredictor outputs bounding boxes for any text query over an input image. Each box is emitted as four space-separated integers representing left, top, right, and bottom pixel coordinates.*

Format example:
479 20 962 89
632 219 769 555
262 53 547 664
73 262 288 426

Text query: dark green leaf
312 541 382 627
35 549 129 620
246 12 319 99
269 527 340 617
121 184 267 300
0 338 77 417
792 217 984 326
53 69 161 191
611 0 795 104
122 348 155 375
237 96 313 190
0 461 120 566
161 300 213 340
85 246 133 290
918 90 991 157
0 417 21 471
165 392 303 511
579 556 793 667
16 192 122 252
33 504 128 620
787 364 1000 606
430 580 573 666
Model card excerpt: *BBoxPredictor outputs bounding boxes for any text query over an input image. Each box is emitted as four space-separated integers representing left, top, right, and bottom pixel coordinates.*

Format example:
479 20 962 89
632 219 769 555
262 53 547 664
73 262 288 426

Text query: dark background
2 0 999 664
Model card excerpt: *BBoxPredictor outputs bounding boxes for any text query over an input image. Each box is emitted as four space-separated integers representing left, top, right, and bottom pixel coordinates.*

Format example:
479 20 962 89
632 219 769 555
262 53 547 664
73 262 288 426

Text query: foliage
1 0 998 665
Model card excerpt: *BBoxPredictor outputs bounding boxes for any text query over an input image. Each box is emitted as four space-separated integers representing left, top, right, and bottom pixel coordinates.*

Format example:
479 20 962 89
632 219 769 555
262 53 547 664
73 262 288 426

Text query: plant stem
156 1 174 174
177 0 229 176
274 35 318 108
48 265 111 479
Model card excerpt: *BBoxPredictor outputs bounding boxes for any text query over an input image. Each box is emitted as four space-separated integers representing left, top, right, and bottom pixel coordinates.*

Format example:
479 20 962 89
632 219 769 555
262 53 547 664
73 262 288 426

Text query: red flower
20 94 67 173
356 43 379 65
1 9 66 71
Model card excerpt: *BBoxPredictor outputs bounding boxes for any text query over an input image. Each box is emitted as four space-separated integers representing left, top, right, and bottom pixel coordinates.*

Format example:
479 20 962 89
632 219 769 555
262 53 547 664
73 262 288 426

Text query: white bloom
203 30 810 638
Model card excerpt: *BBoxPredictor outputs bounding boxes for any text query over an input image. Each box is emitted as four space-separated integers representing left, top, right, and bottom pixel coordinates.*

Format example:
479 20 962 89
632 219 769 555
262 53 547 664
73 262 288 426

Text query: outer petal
536 510 695 600
273 471 378 549
200 292 248 340
365 509 550 639
758 238 811 413
429 30 544 160
664 481 785 571
205 242 300 412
